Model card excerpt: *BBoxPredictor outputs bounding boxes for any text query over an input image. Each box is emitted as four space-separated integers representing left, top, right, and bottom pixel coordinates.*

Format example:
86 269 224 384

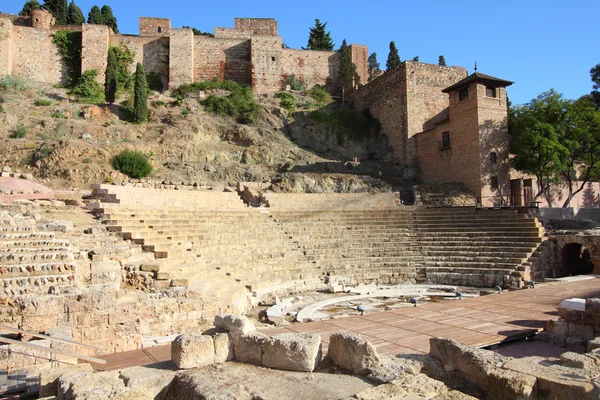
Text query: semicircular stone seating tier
88 184 544 314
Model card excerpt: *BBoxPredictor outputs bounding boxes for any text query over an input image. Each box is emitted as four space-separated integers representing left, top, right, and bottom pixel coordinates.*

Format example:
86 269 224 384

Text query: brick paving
93 277 600 371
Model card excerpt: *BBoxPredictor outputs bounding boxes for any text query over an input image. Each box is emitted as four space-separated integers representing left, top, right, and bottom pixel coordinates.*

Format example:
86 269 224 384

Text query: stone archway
561 243 594 276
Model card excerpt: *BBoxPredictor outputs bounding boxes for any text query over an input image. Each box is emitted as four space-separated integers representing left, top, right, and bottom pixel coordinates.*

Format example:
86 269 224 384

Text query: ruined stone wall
251 36 283 94
350 44 368 86
234 18 277 36
0 18 13 77
139 17 170 37
281 49 340 91
193 36 251 84
110 35 169 77
11 25 67 85
414 82 482 198
169 28 194 89
352 67 408 163
81 24 109 83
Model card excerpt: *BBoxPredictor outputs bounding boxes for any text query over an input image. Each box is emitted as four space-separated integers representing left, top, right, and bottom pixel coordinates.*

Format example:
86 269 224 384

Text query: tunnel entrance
561 243 594 276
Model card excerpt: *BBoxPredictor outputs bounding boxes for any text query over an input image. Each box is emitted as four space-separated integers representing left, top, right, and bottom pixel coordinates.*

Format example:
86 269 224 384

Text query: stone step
0 251 73 265
0 261 76 277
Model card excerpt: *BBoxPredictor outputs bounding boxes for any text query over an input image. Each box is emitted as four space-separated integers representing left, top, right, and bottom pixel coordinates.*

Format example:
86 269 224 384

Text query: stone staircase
0 213 77 298
89 185 545 313
412 207 543 287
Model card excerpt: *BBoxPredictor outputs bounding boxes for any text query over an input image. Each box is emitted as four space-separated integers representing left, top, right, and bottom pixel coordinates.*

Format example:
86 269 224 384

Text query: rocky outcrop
328 331 381 374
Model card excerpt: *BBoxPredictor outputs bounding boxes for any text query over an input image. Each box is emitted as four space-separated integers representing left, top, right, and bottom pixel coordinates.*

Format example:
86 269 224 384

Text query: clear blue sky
3 0 598 105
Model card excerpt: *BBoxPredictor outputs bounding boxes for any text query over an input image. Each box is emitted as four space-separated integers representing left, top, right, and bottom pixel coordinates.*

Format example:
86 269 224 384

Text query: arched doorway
561 243 594 276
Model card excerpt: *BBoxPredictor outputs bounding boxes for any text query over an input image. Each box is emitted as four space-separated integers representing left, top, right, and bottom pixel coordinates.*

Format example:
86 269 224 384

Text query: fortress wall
350 44 368 86
193 36 251 84
81 24 109 83
352 67 408 163
264 193 398 211
111 35 169 76
11 25 67 85
234 18 277 36
139 17 170 37
0 18 13 76
169 28 194 89
281 49 340 92
251 36 283 94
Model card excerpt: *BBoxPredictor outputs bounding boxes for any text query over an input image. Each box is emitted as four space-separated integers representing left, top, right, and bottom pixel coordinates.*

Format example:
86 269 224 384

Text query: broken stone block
171 333 215 369
328 331 381 375
487 369 537 400
262 333 322 372
566 337 588 353
232 332 268 365
213 314 256 335
587 337 600 352
545 319 568 336
119 362 177 398
39 363 94 397
213 332 233 363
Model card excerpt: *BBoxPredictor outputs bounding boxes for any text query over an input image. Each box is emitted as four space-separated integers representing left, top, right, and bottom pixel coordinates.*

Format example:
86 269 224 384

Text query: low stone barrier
327 331 381 374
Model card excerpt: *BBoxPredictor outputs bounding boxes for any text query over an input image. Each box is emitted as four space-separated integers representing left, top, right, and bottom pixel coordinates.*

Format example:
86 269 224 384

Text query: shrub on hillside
284 74 306 91
10 124 27 138
69 70 105 104
34 99 52 106
112 150 152 179
275 92 296 114
0 76 30 91
306 86 333 108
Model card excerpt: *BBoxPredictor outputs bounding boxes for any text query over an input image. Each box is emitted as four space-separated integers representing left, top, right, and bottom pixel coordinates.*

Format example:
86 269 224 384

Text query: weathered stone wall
251 36 283 94
139 17 170 37
281 49 340 92
193 36 251 84
169 28 194 89
352 67 408 163
234 18 277 36
30 9 55 29
350 44 368 86
110 35 169 77
0 18 13 76
81 24 109 83
11 25 67 85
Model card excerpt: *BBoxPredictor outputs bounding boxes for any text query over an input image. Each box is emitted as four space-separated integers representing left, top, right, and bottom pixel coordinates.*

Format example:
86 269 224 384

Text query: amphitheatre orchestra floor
92 276 600 371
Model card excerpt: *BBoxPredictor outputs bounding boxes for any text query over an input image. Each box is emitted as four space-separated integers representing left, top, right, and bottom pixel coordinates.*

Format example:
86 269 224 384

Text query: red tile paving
94 277 600 371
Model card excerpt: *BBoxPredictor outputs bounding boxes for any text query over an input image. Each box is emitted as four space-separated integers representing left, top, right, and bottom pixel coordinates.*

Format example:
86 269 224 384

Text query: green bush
188 79 260 124
112 149 152 178
284 74 306 91
180 107 190 116
69 70 105 104
172 78 241 98
10 124 27 138
275 92 296 114
306 86 333 107
309 106 381 144
50 111 66 119
34 99 52 106
0 76 30 91
153 100 165 107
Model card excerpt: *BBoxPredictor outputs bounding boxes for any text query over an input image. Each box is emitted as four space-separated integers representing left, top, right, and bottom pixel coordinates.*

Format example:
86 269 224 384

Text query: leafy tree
133 63 148 123
386 41 401 70
511 89 600 207
591 63 600 109
306 19 334 51
100 5 118 33
19 0 41 16
104 47 118 104
182 26 214 37
438 55 446 66
43 0 67 25
556 96 600 207
412 56 419 62
87 5 102 24
66 0 84 25
367 52 381 82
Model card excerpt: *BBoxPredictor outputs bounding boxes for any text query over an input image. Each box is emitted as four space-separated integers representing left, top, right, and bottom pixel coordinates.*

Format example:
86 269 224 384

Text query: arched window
158 27 162 33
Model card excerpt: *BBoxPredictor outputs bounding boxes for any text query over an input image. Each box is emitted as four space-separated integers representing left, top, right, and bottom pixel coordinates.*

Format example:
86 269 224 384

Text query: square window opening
158 27 162 33
491 176 499 189
486 86 497 98
459 88 469 102
490 152 497 164
271 56 276 62
441 131 450 149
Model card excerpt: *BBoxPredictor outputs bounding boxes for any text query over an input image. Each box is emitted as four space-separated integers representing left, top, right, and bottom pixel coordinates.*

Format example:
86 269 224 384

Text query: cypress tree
104 47 118 104
133 62 148 124
100 5 118 33
438 55 447 66
66 0 84 25
339 39 356 89
306 19 334 51
367 52 381 82
386 41 401 70
19 0 41 16
43 0 67 25
87 5 102 24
